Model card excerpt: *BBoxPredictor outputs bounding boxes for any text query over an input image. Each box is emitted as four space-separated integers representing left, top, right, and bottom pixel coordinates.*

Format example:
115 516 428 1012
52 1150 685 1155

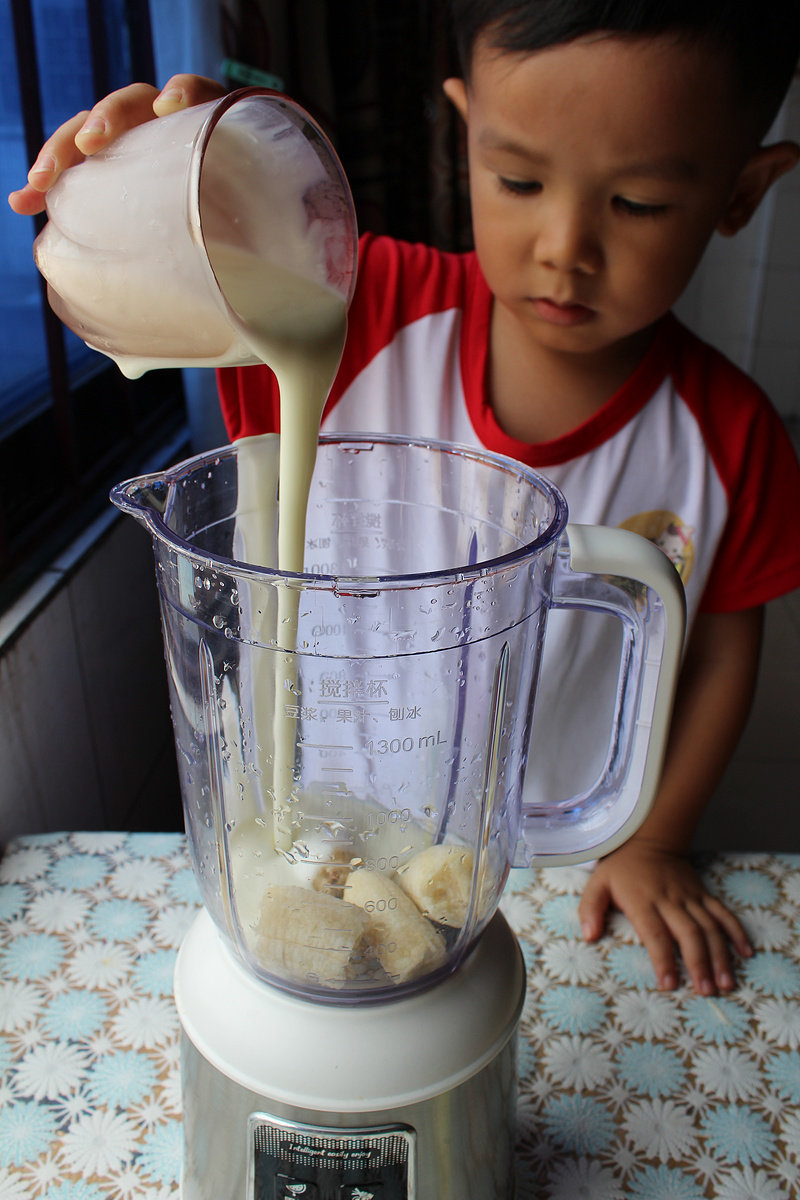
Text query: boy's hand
8 75 225 216
578 838 753 994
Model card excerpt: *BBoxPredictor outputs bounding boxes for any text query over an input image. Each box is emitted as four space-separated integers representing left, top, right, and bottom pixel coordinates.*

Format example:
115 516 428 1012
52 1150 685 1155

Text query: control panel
248 1115 415 1200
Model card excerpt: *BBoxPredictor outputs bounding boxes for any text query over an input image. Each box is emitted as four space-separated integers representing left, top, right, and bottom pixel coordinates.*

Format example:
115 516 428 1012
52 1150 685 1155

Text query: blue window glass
0 1 50 435
30 1 104 388
0 0 185 598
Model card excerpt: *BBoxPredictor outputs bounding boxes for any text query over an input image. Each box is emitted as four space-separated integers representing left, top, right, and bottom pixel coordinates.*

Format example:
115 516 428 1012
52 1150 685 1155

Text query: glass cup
33 88 357 377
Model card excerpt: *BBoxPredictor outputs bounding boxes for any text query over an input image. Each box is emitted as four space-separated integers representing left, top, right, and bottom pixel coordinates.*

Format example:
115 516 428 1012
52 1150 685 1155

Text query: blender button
275 1176 318 1198
337 1187 383 1199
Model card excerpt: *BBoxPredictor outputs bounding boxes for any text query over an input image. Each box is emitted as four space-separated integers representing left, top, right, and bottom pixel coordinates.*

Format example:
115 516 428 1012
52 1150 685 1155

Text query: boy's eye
613 196 669 218
498 177 542 196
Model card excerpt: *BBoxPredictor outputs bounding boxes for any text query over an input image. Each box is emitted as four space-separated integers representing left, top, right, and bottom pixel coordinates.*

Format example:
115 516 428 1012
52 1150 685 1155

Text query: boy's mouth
531 297 595 326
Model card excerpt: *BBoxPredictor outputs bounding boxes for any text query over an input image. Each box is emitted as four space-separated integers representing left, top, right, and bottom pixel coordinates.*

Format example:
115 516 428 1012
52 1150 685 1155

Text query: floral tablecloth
1 834 799 1199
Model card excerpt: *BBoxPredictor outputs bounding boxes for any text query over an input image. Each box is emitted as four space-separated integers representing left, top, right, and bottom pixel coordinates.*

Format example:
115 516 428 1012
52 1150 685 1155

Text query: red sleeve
673 325 800 611
216 361 280 440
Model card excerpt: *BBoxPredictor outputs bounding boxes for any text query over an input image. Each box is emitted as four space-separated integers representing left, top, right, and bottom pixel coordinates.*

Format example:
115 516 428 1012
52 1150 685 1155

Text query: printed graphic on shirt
620 510 695 584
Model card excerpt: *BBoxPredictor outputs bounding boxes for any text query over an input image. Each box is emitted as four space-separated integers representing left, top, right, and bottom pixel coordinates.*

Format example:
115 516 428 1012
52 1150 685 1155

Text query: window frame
2 0 187 606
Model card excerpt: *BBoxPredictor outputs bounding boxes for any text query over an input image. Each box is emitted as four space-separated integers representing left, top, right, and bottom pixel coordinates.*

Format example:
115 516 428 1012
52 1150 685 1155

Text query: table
1 834 799 1199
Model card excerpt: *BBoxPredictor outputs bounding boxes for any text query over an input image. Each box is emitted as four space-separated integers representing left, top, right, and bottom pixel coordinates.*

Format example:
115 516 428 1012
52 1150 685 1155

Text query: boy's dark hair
450 0 800 137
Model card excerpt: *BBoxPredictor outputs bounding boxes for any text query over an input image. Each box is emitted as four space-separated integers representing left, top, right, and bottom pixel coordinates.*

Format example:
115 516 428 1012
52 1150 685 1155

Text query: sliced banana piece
345 868 446 983
395 843 475 927
312 848 355 896
253 883 369 987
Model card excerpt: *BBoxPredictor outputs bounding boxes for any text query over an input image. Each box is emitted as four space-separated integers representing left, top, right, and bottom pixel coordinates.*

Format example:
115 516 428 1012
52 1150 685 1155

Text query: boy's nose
535 203 602 274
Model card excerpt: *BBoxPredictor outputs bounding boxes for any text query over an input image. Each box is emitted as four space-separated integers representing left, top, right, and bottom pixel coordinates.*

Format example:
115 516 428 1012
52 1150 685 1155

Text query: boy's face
447 34 781 361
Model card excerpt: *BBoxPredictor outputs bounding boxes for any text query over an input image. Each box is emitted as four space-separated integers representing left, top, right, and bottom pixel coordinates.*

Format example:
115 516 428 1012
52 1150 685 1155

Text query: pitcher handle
519 523 686 866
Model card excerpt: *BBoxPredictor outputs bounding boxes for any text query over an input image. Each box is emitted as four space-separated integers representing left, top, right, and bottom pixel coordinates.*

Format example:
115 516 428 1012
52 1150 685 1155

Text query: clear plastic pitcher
32 89 357 377
111 434 684 1002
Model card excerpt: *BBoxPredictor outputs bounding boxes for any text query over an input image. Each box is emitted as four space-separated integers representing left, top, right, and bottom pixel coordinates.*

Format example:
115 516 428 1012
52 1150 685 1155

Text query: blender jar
112 433 684 1001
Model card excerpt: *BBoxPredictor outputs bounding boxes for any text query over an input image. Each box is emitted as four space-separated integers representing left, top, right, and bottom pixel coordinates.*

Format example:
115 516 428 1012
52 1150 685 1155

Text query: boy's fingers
685 898 746 993
9 76 226 217
9 83 165 216
7 183 49 216
704 893 753 959
8 111 90 215
577 873 610 941
634 908 682 991
152 74 227 116
663 899 742 995
575 854 751 997
74 82 162 154
669 906 723 994
29 110 90 183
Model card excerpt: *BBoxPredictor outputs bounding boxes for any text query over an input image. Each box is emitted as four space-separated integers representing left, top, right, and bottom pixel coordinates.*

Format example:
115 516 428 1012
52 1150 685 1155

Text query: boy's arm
578 604 763 994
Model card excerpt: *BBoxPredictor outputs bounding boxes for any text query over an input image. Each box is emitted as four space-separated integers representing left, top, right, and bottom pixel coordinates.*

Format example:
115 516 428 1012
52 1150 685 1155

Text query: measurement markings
300 813 357 825
300 743 355 751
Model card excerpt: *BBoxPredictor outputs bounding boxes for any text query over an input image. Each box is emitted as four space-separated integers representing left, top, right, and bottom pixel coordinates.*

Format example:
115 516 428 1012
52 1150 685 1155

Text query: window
1 0 185 603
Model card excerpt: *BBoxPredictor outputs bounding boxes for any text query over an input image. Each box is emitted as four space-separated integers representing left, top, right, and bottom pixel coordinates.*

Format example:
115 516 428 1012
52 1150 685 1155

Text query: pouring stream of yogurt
208 241 348 849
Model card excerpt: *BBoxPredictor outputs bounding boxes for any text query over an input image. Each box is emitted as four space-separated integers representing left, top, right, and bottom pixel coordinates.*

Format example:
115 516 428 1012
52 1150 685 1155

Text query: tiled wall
0 517 182 843
674 76 800 421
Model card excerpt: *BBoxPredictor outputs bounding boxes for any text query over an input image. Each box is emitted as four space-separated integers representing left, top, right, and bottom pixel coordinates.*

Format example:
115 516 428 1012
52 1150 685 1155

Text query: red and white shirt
218 234 800 803
220 233 800 624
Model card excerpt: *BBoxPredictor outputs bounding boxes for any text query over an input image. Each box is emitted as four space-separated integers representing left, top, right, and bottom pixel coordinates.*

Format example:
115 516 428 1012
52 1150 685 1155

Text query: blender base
174 908 525 1200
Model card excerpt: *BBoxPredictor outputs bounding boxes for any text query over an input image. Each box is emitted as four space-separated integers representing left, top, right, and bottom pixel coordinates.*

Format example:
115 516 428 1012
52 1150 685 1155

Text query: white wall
674 75 800 422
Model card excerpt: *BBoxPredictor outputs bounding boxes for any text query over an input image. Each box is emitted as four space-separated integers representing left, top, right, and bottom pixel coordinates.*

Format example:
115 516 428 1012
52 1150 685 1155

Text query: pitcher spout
109 472 170 528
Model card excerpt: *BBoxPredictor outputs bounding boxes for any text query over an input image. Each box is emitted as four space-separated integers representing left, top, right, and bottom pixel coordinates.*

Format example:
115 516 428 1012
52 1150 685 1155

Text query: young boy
10 1 800 997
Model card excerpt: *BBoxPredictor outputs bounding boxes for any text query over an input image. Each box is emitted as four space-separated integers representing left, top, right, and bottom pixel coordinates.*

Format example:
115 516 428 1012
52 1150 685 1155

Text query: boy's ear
443 77 469 121
717 140 800 236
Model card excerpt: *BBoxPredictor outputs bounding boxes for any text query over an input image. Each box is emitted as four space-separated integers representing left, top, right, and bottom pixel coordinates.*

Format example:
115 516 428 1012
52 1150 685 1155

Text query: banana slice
253 884 369 987
345 868 446 983
395 843 475 927
312 848 356 896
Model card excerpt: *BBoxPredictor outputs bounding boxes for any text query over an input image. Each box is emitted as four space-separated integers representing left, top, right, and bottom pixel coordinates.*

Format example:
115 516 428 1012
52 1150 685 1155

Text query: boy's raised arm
7 75 225 216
